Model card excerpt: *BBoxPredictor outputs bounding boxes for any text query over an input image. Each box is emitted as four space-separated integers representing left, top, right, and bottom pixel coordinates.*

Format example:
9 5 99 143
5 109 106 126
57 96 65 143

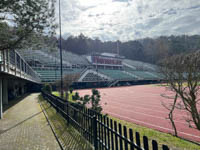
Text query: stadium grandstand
18 49 163 88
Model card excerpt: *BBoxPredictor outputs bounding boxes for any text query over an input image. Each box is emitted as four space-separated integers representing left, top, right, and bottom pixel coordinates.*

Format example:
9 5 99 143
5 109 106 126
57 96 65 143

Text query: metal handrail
0 49 41 83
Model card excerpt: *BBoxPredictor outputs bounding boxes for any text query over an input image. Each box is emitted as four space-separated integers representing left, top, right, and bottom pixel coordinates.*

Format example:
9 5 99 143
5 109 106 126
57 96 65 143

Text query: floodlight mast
59 0 63 98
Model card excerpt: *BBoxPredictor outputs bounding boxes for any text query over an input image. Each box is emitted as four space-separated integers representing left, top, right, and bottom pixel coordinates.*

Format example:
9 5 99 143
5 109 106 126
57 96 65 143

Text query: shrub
42 84 52 93
74 89 102 113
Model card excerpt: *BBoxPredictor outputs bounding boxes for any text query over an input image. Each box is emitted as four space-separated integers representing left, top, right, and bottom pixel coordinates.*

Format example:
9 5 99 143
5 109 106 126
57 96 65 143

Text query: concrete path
0 93 60 150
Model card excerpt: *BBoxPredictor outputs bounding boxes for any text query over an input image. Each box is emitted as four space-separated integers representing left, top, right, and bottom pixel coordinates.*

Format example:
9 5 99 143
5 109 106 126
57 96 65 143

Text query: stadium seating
123 59 158 71
82 72 108 82
19 49 89 67
62 51 89 65
127 71 162 80
18 49 163 83
34 68 83 82
19 49 71 67
99 69 134 80
35 68 162 82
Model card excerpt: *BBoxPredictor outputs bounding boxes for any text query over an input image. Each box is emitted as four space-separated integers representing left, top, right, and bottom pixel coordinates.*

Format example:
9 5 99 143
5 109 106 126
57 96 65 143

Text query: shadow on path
3 94 30 112
0 105 51 135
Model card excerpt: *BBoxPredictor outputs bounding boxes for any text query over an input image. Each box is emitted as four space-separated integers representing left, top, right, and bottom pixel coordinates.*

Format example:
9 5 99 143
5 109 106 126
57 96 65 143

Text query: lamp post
96 67 98 88
54 52 57 82
59 0 63 98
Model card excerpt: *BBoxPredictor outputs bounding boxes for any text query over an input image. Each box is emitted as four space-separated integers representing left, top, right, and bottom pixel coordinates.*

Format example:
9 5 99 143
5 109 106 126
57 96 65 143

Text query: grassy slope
110 116 200 150
52 91 75 103
52 91 64 98
38 94 93 150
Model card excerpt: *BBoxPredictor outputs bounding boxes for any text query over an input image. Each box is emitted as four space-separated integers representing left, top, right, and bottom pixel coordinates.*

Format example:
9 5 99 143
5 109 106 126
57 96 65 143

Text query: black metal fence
42 92 170 150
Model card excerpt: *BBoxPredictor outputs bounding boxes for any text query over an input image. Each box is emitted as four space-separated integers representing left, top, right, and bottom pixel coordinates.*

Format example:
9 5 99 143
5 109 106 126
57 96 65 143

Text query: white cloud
56 0 200 41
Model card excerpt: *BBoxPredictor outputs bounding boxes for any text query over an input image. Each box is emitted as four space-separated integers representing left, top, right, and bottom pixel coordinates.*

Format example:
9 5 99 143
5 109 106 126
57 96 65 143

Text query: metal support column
15 51 17 75
3 79 8 105
0 78 3 119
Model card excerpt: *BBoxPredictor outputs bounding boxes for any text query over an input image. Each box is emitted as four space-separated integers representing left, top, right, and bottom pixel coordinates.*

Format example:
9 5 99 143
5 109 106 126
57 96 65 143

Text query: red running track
76 85 200 143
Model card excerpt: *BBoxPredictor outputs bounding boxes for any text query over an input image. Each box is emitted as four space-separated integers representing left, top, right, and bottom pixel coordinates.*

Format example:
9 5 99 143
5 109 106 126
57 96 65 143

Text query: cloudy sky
56 0 200 41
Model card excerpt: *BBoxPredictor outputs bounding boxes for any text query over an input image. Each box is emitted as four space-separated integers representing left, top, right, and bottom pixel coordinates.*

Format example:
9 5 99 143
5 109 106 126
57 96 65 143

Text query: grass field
110 116 200 150
52 91 75 103
51 90 200 149
52 91 64 97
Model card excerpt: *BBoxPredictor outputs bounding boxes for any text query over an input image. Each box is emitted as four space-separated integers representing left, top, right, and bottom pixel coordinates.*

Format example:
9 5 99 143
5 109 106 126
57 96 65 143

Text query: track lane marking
103 100 188 117
104 105 188 125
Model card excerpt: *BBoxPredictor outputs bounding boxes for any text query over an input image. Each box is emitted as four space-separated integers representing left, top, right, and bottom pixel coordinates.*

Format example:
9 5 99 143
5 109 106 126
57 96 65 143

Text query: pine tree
0 0 56 51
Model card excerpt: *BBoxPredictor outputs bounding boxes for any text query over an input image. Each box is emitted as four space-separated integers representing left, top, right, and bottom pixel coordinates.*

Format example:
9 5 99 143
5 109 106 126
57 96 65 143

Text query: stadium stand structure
19 49 163 88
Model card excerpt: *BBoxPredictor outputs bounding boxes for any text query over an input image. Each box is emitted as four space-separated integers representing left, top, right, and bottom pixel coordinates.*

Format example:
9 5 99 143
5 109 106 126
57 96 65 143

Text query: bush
42 84 52 93
91 89 102 113
74 89 102 113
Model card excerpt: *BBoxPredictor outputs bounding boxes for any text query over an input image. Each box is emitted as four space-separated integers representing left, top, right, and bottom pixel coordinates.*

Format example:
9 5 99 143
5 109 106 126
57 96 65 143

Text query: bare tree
159 51 200 130
161 93 178 136
55 73 80 99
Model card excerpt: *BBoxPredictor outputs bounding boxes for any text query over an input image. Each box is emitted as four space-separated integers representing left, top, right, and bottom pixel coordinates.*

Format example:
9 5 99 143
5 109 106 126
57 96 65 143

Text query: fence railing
42 91 170 150
0 49 40 82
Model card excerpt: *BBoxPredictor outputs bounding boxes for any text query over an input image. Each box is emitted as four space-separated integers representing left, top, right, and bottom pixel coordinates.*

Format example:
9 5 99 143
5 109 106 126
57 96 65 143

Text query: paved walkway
0 93 60 150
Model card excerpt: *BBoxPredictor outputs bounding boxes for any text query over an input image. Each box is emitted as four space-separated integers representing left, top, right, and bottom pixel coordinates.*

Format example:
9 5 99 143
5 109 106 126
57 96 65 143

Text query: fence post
55 97 59 113
67 102 69 124
162 145 169 150
152 140 158 150
92 115 98 150
143 136 149 150
136 132 141 149
73 108 77 122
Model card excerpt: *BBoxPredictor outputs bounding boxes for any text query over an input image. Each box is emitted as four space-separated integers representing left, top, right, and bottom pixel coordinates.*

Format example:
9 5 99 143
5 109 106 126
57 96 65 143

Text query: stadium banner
91 55 122 66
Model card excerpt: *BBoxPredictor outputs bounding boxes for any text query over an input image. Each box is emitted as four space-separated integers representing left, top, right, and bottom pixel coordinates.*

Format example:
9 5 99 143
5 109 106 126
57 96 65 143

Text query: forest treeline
60 34 200 64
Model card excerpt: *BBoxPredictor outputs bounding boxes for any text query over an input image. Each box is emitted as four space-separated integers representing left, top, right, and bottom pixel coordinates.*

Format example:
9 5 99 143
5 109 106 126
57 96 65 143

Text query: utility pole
117 40 120 55
54 52 57 82
96 67 98 88
59 0 63 98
